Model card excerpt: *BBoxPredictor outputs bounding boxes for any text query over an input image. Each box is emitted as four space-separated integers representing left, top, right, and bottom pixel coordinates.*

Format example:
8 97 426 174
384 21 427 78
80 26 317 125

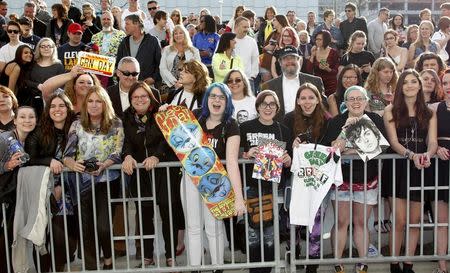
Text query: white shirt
282 75 300 114
121 9 146 31
170 90 198 110
290 144 343 232
144 17 174 34
232 96 257 124
119 88 130 112
0 42 25 63
234 35 259 79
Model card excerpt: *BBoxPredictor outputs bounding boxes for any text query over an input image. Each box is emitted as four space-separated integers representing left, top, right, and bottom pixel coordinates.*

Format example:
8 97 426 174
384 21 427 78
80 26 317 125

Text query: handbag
246 194 273 228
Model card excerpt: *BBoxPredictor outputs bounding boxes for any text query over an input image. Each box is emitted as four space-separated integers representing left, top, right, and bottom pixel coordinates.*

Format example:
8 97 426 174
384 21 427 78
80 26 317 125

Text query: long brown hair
390 69 432 129
294 83 327 141
364 57 398 95
40 93 75 149
80 86 117 134
182 60 211 96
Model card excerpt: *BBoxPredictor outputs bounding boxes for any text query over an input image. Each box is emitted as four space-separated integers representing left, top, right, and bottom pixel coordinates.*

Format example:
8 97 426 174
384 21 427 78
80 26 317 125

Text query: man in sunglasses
339 2 368 51
107 56 141 119
0 21 25 73
143 0 174 34
58 23 86 72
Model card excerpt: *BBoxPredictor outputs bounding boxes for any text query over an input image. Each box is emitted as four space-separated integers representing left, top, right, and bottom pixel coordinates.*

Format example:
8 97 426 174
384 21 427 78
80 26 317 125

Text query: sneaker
367 244 379 257
390 263 403 273
355 263 368 273
334 264 345 273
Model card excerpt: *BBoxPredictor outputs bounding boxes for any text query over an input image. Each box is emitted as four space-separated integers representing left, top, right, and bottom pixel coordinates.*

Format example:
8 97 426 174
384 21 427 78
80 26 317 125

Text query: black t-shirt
240 119 292 189
340 51 375 81
20 35 41 50
57 42 85 72
197 116 240 160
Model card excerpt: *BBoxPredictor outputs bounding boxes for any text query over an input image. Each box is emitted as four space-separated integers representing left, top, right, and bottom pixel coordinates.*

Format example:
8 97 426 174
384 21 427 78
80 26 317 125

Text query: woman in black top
241 90 291 273
122 81 181 267
25 93 77 272
0 86 18 132
322 86 386 273
46 4 72 47
283 83 330 273
383 70 437 273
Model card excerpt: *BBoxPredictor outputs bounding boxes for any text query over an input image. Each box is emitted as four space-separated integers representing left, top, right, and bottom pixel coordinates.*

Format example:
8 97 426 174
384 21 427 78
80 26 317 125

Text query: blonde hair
364 57 398 96
412 20 434 52
34 38 60 64
168 25 195 54
80 85 117 134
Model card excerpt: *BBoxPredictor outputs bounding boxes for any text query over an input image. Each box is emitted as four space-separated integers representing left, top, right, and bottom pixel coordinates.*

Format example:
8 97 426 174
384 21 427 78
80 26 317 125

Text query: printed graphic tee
289 144 343 232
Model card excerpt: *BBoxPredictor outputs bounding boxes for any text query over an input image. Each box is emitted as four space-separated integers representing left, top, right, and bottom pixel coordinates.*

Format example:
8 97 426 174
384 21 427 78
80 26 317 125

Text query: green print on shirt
298 150 329 190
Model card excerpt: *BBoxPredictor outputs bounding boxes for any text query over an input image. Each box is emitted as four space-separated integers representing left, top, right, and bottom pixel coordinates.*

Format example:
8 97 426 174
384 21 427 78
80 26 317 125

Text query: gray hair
117 56 140 71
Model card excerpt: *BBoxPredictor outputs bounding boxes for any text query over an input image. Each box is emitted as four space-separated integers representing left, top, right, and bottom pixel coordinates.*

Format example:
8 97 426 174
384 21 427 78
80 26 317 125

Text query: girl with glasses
224 69 257 124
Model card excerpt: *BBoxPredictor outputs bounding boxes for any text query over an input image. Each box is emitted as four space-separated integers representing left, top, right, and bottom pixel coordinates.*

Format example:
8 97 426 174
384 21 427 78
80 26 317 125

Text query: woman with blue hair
322 85 387 273
182 82 246 269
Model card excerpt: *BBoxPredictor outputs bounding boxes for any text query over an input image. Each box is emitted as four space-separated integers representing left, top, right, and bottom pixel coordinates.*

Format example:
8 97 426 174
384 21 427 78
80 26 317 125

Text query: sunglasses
227 78 242 84
119 70 139 77
148 7 158 11
7 29 19 34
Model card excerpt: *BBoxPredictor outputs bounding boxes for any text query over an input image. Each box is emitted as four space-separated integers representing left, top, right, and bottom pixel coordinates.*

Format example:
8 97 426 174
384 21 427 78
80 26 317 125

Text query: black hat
278 45 300 59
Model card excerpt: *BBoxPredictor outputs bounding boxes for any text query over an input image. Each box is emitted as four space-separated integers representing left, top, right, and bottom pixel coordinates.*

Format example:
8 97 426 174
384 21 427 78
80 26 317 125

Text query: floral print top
91 29 127 57
64 118 124 184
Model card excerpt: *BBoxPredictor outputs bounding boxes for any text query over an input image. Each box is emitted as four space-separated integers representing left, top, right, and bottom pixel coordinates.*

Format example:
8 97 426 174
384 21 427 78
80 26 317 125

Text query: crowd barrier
1 155 450 273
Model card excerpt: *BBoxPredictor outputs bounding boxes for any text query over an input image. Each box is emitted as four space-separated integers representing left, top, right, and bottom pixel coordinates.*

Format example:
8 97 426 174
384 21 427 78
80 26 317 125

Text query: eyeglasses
259 102 277 109
118 70 139 77
7 29 19 34
148 7 158 11
40 44 54 49
227 78 242 84
209 93 226 101
343 76 358 80
131 95 149 101
346 97 366 102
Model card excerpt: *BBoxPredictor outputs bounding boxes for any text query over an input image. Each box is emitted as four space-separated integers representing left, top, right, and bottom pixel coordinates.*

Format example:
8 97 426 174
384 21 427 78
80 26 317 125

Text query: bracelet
404 149 411 158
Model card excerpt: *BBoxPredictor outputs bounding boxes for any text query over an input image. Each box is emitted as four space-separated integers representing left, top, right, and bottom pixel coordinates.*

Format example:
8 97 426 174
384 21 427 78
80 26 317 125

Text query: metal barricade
1 155 449 273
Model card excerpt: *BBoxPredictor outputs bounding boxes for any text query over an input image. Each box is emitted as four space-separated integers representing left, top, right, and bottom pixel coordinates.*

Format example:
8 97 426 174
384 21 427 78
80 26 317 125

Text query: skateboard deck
155 105 235 219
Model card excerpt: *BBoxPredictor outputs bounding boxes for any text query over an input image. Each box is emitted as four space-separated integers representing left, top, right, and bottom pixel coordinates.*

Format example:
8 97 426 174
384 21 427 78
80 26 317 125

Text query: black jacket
340 17 368 50
116 33 162 82
122 107 167 199
46 18 72 46
25 126 65 167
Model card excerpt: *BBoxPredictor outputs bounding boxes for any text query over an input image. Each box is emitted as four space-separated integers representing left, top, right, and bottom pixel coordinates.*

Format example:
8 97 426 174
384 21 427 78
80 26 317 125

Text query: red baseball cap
68 23 83 34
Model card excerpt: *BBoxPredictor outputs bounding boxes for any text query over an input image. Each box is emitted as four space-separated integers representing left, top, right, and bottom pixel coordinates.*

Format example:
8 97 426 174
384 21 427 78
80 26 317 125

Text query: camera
83 157 99 172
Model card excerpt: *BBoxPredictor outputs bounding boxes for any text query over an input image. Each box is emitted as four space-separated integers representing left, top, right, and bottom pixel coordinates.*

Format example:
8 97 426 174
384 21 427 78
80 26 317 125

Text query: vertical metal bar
151 169 160 268
289 224 296 273
391 158 396 257
120 169 130 269
60 171 70 272
242 163 250 263
377 158 382 253
334 185 338 259
75 173 85 271
181 170 191 266
2 203 11 273
349 159 353 258
419 168 424 256
405 159 410 258
257 179 264 262
46 196 55 272
273 181 280 273
230 216 235 263
135 167 145 267
363 161 367 257
90 175 100 269
106 169 115 270
35 246 41 273
434 158 438 256
166 166 176 262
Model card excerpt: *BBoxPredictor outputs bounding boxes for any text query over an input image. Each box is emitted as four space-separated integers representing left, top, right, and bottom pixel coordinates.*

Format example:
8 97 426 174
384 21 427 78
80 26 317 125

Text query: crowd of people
0 1 449 273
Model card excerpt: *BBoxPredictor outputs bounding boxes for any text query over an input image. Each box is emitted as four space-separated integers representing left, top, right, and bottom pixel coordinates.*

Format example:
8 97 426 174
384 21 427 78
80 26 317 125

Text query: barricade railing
1 154 449 273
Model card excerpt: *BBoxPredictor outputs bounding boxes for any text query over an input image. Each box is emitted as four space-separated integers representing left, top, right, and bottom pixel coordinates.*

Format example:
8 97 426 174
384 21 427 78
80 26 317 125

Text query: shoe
355 263 368 273
334 264 345 273
176 244 185 256
383 220 392 232
367 244 379 257
305 264 318 273
135 258 155 268
402 263 415 273
103 264 112 270
166 258 179 273
390 263 403 273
